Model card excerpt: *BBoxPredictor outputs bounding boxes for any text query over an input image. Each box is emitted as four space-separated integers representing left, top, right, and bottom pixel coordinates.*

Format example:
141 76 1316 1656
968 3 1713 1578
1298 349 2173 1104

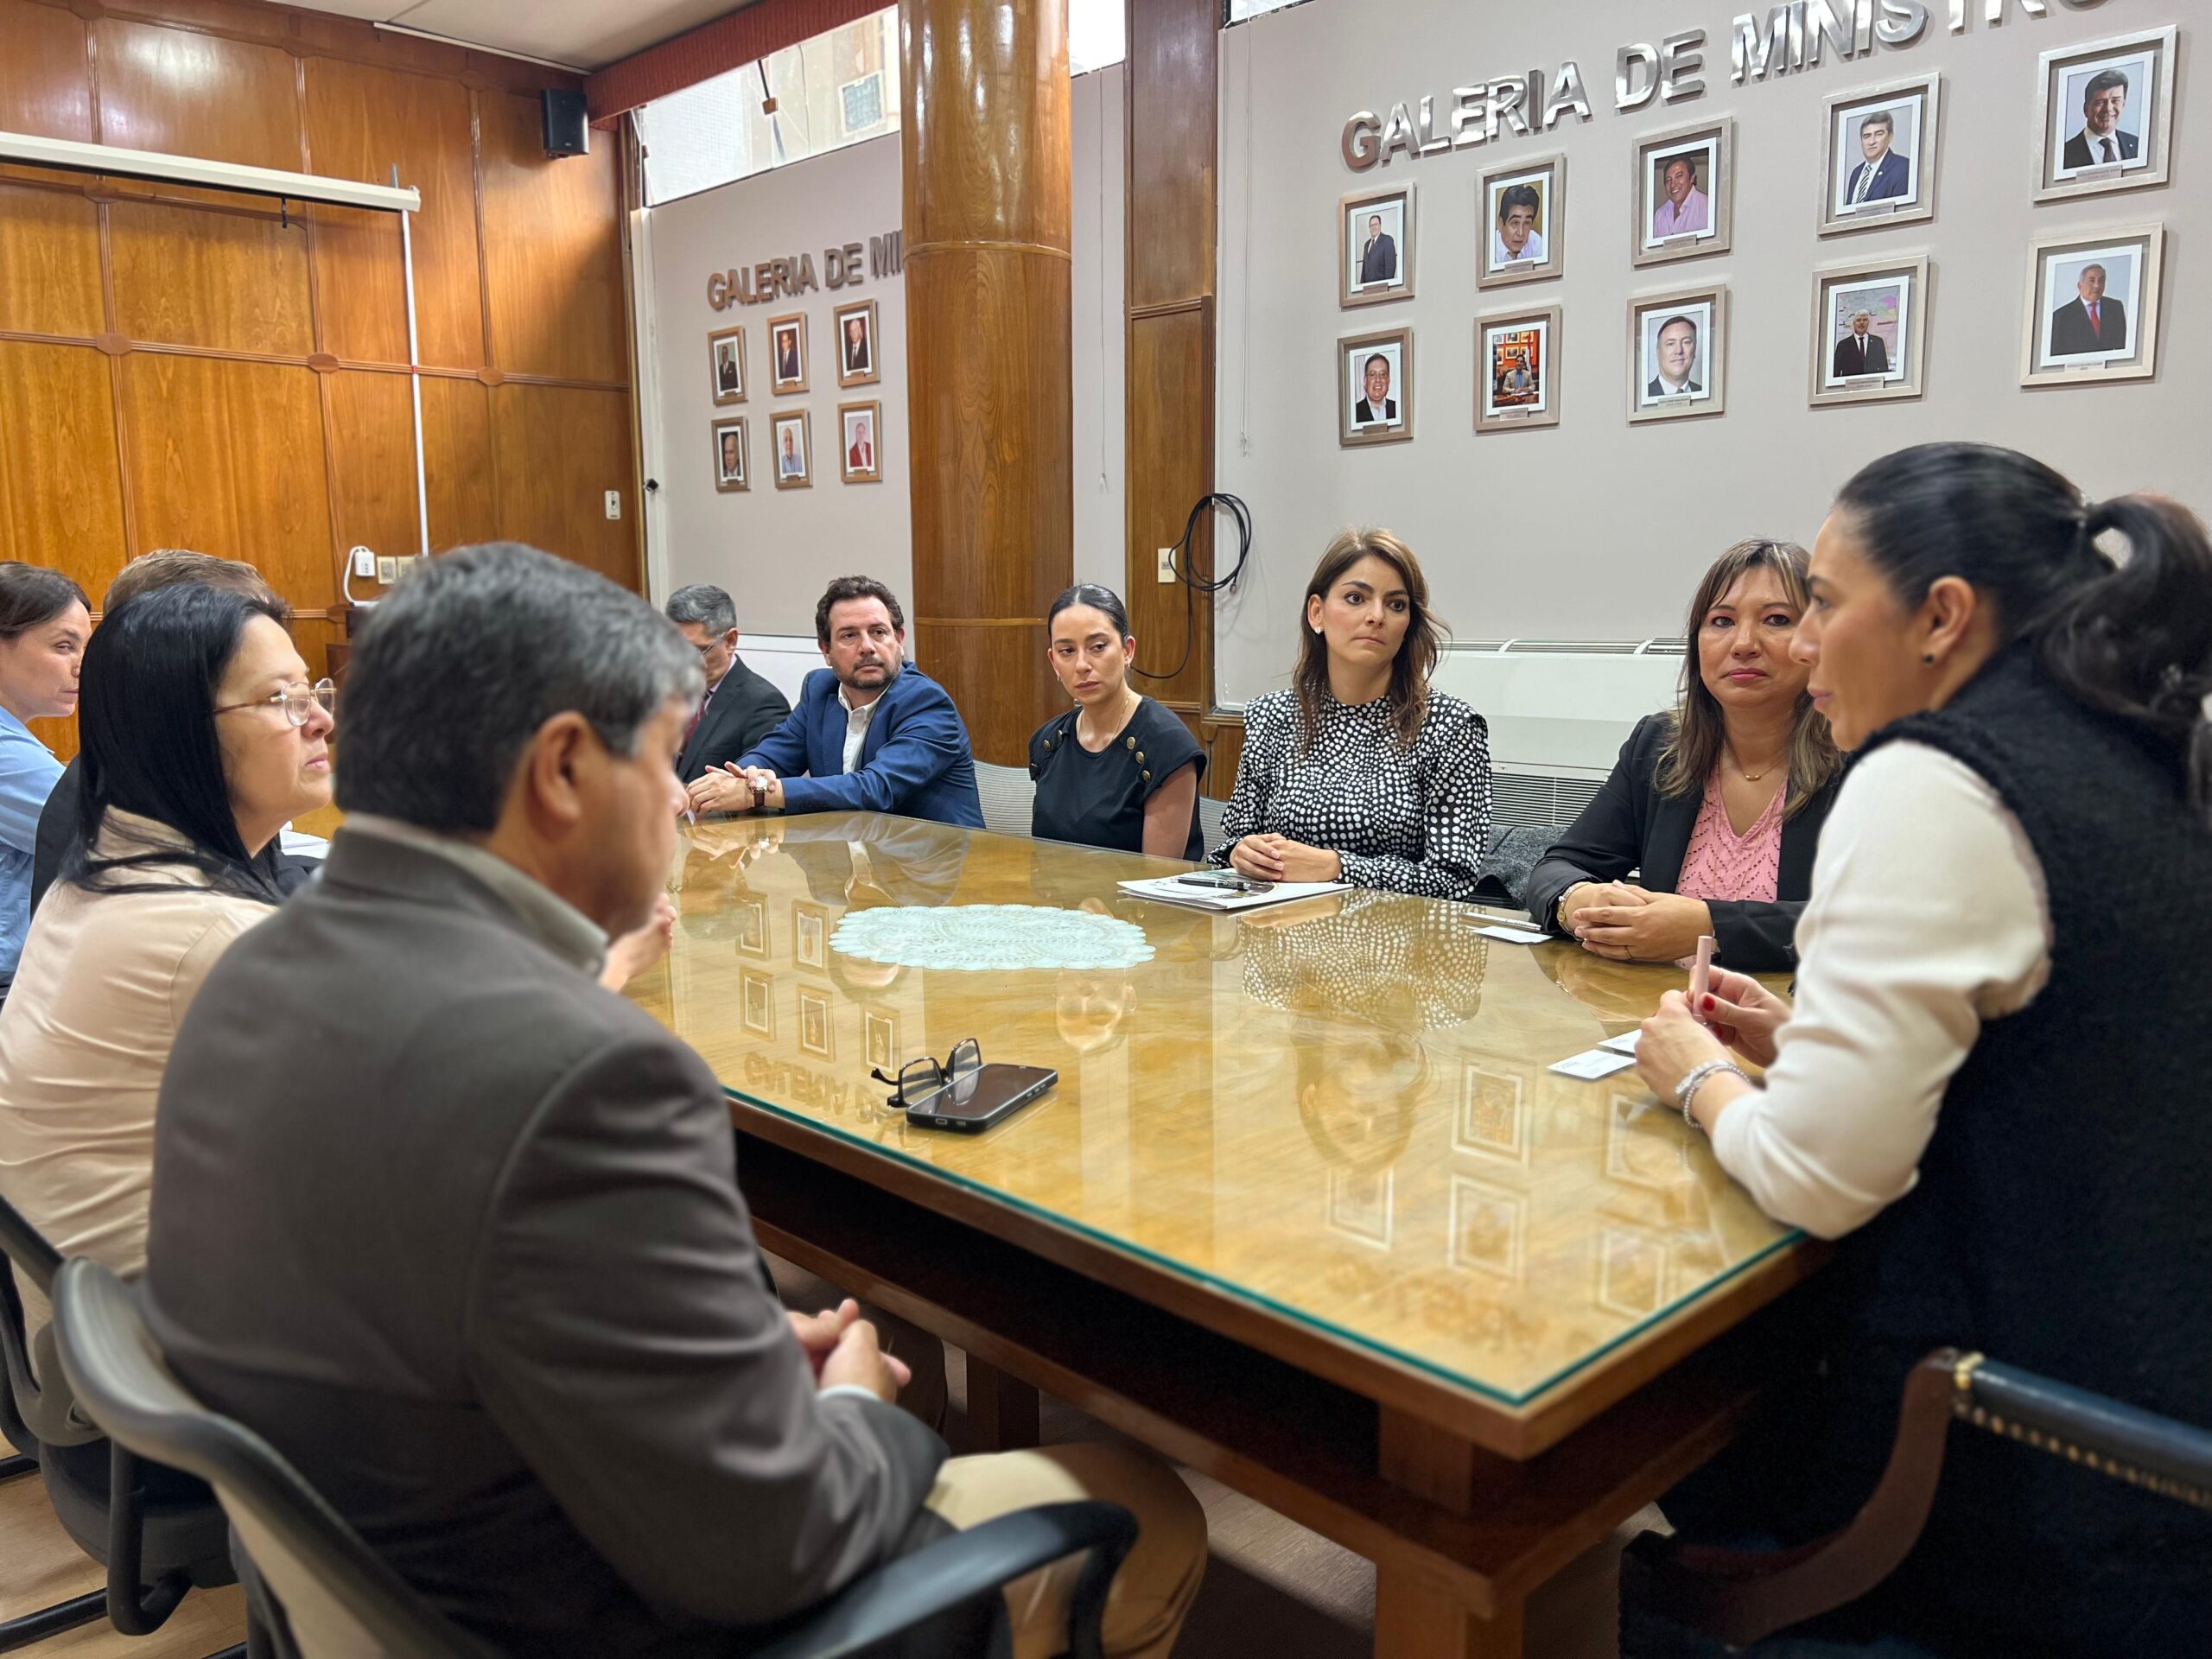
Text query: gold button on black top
1141 770 1151 781
1135 751 1146 764
1125 736 1137 750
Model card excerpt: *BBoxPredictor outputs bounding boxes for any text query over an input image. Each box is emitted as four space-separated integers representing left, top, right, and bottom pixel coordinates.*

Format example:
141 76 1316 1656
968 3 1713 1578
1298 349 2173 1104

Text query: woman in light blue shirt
0 564 91 1000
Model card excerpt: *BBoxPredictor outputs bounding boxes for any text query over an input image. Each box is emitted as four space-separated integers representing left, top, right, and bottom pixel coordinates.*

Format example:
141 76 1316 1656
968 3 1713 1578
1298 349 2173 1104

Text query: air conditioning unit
1433 639 1684 832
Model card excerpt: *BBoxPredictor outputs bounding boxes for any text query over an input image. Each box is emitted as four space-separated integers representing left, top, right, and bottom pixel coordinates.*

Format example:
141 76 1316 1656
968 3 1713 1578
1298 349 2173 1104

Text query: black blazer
676 656 791 785
141 830 946 1656
2046 295 2127 359
1522 713 1842 971
1831 332 1888 377
2062 125 2139 169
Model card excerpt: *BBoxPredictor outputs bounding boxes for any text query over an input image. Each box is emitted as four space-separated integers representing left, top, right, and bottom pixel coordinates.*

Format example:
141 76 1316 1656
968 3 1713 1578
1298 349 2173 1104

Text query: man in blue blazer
1840 109 1911 207
725 575 985 828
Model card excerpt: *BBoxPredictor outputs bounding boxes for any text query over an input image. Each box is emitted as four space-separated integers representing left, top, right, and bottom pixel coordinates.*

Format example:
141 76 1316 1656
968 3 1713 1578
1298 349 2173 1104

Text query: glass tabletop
640 812 1800 1411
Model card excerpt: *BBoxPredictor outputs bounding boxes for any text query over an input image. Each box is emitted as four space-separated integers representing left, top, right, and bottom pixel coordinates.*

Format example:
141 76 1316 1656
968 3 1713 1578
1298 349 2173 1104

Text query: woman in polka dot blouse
1210 531 1491 899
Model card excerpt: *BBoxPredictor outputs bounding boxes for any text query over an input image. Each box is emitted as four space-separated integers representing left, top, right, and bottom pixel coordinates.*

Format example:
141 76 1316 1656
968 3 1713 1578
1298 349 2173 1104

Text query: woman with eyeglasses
0 563 91 1007
1524 539 1843 971
0 583 332 1352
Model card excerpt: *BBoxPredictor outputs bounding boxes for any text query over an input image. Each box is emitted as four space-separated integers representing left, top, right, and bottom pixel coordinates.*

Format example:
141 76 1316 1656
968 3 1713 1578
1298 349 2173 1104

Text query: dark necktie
683 691 708 747
2101 137 2116 163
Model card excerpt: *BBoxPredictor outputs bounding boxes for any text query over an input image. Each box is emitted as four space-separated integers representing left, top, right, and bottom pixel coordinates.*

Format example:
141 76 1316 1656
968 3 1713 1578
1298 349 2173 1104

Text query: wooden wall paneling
0 339 128 587
303 58 486 369
1123 0 1220 743
1126 303 1212 710
419 375 499 553
118 353 334 605
92 18 305 173
477 92 627 385
487 384 639 589
0 0 94 143
321 369 419 579
1124 0 1217 309
0 184 104 339
107 199 315 355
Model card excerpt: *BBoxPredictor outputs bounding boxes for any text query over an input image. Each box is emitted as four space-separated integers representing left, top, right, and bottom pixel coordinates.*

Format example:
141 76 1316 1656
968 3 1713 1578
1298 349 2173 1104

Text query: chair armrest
1962 1361 2212 1507
752 1500 1137 1659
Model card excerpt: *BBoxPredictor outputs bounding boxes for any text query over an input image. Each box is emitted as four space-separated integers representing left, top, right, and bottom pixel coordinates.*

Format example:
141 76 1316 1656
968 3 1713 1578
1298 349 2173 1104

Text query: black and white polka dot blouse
1210 687 1492 900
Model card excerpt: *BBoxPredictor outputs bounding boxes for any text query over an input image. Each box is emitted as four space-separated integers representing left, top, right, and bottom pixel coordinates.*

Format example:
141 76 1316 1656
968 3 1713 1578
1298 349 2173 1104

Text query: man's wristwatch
1673 1058 1750 1131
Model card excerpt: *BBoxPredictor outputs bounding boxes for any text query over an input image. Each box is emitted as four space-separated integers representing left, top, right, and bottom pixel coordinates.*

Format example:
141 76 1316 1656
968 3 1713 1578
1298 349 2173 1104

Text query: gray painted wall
646 66 1128 640
1213 0 2202 705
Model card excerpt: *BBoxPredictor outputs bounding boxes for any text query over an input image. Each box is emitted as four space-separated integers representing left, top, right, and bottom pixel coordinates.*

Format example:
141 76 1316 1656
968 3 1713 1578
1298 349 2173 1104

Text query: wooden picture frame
838 400 883 484
2019 223 2163 388
1338 326 1413 448
710 416 749 493
2034 26 2176 204
834 298 880 388
1477 155 1565 289
1631 118 1733 270
1338 182 1414 309
1819 73 1940 237
1810 254 1929 408
770 410 813 489
1474 305 1560 433
708 325 746 405
768 313 808 393
1628 285 1728 424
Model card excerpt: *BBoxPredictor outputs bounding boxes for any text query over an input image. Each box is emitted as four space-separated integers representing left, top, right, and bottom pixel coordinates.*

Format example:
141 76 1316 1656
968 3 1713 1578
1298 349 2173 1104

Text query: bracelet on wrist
1672 1058 1750 1132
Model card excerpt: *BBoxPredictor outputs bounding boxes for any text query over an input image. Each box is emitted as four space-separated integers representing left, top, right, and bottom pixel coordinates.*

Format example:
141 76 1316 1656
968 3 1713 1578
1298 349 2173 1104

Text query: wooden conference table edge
726 1090 1827 1463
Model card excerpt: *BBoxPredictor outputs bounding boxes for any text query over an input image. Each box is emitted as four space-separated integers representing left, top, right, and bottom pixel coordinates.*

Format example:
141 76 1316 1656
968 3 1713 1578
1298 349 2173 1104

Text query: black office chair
51 1255 1143 1659
1628 1344 2212 1648
0 1192 245 1656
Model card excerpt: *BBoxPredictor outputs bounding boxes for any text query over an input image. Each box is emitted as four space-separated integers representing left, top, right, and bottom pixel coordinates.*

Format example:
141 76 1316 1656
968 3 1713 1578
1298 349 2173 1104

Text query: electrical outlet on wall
604 491 622 520
377 556 397 584
1157 547 1177 584
351 547 377 579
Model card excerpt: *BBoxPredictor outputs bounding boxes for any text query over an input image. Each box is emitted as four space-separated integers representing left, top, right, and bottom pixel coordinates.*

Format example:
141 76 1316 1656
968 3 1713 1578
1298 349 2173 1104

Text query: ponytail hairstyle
1834 442 2212 823
1046 583 1133 641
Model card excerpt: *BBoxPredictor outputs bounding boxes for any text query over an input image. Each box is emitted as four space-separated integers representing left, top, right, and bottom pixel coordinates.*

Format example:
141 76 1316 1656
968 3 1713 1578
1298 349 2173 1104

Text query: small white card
1599 1030 1641 1056
1549 1048 1638 1081
1477 925 1552 945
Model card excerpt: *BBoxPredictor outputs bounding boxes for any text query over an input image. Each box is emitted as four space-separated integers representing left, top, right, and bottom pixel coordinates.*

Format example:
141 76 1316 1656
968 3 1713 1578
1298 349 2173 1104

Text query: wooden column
899 0 1073 766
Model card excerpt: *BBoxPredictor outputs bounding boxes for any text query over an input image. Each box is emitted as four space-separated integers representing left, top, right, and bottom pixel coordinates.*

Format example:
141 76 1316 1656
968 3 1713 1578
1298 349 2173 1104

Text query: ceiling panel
287 0 760 73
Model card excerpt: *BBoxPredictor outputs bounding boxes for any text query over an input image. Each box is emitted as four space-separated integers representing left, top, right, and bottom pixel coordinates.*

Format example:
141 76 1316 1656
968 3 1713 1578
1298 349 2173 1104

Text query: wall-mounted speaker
542 89 588 158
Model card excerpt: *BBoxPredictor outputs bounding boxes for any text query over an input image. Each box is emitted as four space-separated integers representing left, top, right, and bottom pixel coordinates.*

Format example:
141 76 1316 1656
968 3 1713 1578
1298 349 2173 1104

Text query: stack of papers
1116 875 1353 913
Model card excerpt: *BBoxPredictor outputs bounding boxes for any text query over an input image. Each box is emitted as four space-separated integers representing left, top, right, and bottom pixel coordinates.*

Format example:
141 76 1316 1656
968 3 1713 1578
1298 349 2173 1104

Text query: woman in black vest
1630 442 2212 1654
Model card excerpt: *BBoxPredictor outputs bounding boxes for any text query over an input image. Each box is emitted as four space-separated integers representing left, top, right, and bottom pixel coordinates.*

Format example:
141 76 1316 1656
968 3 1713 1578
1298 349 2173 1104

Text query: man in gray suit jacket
141 544 1203 1657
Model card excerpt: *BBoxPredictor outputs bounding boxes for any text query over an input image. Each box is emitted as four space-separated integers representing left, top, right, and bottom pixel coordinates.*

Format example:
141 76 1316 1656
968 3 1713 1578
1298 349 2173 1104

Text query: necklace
1078 688 1141 749
1725 747 1779 784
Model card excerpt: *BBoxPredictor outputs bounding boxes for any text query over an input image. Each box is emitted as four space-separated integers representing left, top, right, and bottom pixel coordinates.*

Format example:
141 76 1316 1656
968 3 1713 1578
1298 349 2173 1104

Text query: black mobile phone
906 1062 1058 1134
1174 871 1274 893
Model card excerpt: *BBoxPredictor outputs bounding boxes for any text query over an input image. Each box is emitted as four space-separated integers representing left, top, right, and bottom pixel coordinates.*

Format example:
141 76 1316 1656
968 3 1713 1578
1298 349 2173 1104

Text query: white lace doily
830 905 1154 972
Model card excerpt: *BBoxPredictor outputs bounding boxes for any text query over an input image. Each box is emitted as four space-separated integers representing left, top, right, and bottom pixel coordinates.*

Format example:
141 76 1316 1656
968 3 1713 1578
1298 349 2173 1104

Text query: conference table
635 812 1822 1658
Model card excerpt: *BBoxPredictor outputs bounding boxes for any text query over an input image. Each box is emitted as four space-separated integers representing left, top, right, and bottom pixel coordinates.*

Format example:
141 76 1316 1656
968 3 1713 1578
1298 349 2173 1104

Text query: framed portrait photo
1325 1166 1393 1250
708 325 746 405
1628 286 1726 423
2036 27 2175 202
767 313 808 393
1449 1176 1527 1284
1811 255 1928 407
863 1009 900 1074
740 968 775 1039
1338 326 1412 447
833 298 880 388
838 401 882 484
1339 184 1413 309
1819 74 1939 236
2021 224 2162 387
793 901 830 972
736 893 768 958
1631 119 1732 269
710 416 749 493
1477 156 1564 289
770 410 812 489
798 988 834 1060
1455 1060 1529 1165
1475 305 1560 433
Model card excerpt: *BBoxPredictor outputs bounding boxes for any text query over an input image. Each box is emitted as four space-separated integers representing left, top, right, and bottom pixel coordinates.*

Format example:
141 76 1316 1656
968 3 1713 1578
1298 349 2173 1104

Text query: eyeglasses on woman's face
213 678 337 728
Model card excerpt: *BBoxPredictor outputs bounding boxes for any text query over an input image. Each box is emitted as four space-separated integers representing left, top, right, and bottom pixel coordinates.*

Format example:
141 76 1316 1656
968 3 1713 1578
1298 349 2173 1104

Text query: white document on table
1116 875 1353 913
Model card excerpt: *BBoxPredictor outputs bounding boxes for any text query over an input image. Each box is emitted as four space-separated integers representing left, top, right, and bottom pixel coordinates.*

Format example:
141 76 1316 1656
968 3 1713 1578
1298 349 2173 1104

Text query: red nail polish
1702 995 1716 1013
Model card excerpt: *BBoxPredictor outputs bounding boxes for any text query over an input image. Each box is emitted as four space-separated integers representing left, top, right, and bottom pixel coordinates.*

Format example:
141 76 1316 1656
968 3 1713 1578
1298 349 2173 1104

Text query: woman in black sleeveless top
1630 443 2212 1656
1028 585 1205 860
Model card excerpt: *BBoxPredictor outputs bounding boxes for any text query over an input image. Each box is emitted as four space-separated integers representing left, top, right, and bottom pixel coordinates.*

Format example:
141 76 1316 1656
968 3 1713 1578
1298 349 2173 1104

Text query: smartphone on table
906 1063 1058 1134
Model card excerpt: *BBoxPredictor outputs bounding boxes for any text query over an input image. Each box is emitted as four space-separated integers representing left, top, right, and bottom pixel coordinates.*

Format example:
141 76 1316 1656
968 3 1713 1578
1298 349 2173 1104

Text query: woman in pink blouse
1523 540 1843 971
